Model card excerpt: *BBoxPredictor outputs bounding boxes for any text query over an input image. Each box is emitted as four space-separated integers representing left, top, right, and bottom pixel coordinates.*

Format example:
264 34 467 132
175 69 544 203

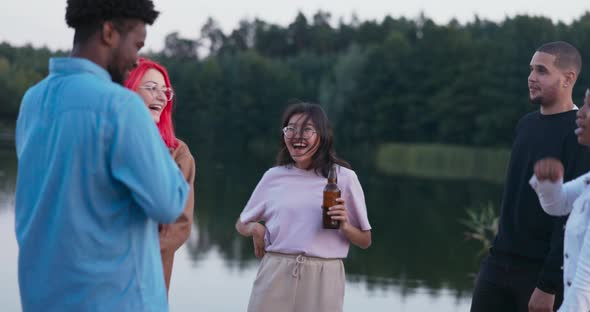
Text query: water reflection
0 149 19 312
0 142 505 309
0 150 15 213
184 142 503 300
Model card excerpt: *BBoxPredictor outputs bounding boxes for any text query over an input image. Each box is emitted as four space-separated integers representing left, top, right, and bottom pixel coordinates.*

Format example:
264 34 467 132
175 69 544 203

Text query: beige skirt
247 252 345 312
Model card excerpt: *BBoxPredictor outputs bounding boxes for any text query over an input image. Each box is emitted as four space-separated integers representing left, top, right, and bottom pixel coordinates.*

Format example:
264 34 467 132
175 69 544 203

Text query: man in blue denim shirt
14 1 189 311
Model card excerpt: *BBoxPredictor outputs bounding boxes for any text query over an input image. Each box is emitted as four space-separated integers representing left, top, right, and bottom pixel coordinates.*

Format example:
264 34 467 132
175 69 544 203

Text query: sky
1 0 589 52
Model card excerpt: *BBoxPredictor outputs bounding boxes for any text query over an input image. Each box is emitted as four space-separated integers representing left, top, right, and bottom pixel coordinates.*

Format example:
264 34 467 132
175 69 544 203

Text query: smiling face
284 113 320 169
136 68 168 123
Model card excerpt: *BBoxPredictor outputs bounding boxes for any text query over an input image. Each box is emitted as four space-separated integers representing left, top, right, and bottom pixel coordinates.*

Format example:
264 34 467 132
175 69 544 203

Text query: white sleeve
345 170 371 231
239 171 271 223
529 173 588 216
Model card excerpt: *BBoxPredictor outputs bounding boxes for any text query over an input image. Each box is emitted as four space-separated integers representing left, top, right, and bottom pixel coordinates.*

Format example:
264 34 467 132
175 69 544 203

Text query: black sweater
491 109 590 294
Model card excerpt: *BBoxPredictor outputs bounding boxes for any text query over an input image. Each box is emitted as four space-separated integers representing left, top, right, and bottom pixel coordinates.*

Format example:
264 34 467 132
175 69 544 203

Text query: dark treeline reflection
0 150 16 211
183 140 503 298
0 137 503 298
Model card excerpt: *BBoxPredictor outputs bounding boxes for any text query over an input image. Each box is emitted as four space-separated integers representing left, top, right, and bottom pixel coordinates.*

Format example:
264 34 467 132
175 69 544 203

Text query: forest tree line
2 12 590 149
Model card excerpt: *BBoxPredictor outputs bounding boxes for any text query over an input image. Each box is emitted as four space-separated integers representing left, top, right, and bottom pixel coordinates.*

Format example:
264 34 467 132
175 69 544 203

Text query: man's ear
100 21 120 48
564 70 577 88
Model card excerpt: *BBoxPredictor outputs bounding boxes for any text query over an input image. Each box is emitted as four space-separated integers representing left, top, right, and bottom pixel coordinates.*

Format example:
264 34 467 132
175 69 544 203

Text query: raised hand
533 158 564 182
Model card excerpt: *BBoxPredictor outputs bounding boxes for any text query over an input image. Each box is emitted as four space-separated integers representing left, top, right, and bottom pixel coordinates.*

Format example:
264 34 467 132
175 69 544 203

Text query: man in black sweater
470 41 590 312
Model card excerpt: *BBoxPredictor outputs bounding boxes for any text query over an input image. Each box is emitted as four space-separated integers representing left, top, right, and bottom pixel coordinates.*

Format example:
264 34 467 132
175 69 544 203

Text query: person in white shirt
531 89 590 312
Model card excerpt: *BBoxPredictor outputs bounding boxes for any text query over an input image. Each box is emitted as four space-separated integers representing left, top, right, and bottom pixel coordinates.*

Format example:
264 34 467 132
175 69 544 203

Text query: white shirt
530 172 590 312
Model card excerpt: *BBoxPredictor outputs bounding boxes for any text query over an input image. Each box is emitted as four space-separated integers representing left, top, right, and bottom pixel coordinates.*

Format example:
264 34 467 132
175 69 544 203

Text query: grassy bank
376 143 510 184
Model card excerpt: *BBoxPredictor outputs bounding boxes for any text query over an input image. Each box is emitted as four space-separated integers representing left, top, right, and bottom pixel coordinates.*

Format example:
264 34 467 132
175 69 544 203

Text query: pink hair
124 58 179 149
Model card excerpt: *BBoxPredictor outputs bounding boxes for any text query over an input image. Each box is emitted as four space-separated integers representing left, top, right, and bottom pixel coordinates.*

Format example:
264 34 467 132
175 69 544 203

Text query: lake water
0 142 504 312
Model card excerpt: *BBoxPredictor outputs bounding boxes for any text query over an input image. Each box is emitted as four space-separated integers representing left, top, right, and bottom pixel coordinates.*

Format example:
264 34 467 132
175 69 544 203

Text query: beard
106 47 127 85
529 95 543 106
107 65 125 85
530 81 560 107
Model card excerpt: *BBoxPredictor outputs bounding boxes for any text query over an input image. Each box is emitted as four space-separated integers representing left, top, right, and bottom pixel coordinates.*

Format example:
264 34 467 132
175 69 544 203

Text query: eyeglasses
138 83 174 101
282 126 317 139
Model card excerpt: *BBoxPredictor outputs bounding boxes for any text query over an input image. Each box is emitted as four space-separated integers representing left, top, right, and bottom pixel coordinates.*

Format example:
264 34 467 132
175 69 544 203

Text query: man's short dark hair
537 41 582 75
66 0 160 44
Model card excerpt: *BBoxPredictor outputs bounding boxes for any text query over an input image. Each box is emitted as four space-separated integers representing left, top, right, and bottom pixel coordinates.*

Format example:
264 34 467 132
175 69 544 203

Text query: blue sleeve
108 94 189 223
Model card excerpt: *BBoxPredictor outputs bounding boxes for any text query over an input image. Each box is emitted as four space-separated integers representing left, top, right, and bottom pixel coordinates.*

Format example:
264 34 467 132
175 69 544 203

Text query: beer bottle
323 165 341 229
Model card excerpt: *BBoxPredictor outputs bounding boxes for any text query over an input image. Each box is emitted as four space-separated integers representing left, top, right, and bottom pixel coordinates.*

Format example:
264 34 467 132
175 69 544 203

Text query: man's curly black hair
65 0 159 44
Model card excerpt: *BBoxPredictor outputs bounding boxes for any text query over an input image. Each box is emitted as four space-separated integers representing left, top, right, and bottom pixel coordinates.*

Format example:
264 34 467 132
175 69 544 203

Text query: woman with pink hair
125 58 195 294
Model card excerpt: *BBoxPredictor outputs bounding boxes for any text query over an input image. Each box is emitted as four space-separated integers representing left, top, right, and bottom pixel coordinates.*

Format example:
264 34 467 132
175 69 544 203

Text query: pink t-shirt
239 165 371 259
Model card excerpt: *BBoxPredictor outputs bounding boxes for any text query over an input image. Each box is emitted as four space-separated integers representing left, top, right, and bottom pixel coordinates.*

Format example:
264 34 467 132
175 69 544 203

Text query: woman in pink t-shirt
236 102 372 312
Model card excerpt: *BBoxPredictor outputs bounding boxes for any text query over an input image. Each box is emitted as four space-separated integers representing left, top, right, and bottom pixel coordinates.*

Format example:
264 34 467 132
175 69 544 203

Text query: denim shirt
15 57 189 312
